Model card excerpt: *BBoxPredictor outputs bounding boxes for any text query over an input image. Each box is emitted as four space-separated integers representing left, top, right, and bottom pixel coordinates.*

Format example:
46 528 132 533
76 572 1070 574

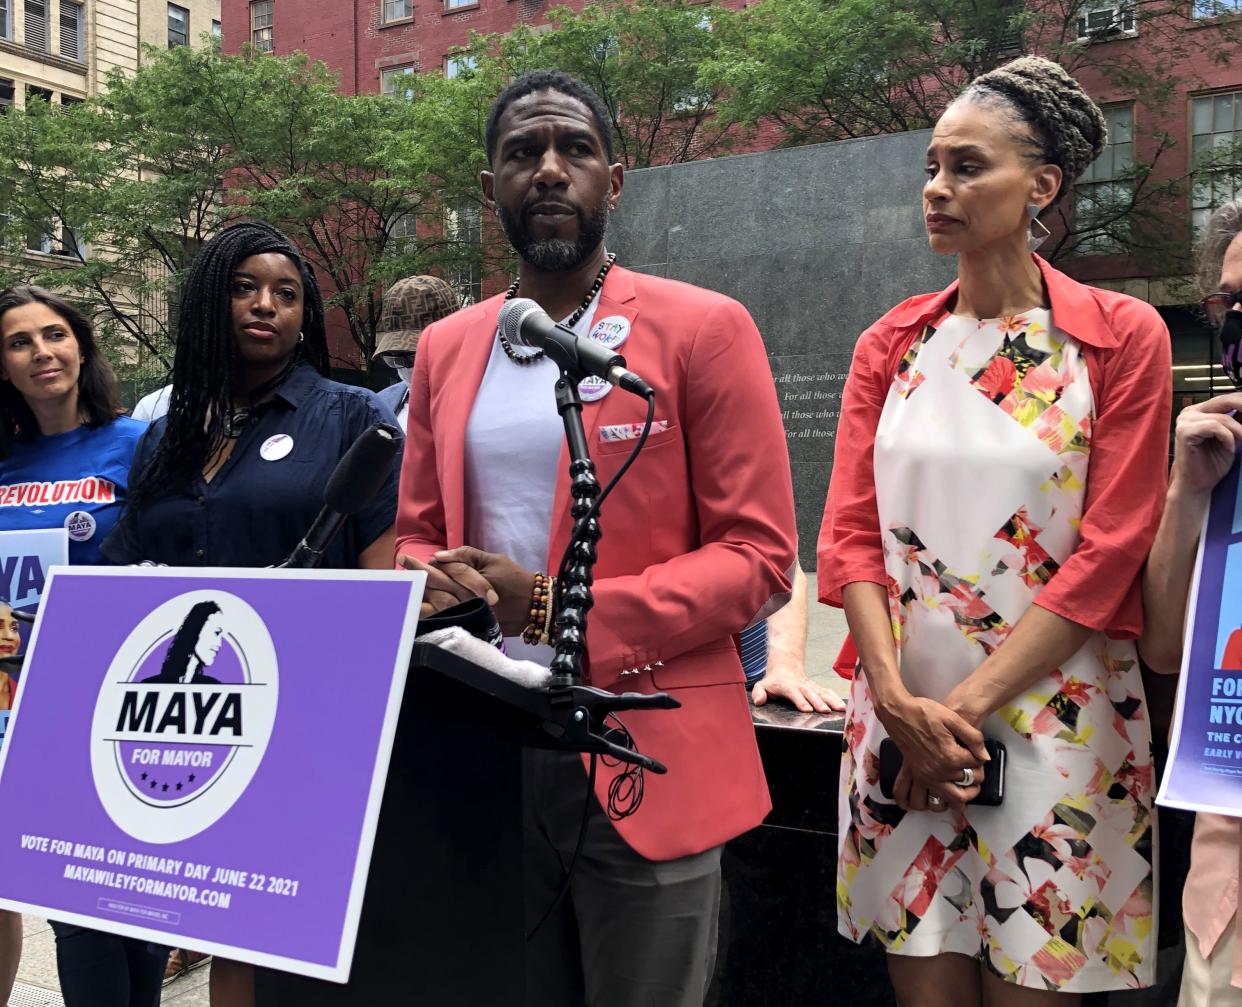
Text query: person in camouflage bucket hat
374 275 460 427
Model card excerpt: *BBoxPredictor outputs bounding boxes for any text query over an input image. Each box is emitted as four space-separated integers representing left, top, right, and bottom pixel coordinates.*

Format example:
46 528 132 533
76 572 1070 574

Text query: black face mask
1221 310 1242 388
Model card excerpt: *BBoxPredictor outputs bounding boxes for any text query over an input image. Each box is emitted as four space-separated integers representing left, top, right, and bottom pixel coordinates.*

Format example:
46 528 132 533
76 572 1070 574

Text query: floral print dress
836 309 1156 992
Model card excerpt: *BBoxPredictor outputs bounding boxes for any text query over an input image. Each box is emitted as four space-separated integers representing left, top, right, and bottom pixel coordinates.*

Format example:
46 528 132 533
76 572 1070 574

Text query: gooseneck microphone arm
279 423 402 569
547 374 600 694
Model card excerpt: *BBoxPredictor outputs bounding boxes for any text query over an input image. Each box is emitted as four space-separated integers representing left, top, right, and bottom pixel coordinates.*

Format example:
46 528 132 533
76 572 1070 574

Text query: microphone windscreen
324 423 402 515
497 297 543 349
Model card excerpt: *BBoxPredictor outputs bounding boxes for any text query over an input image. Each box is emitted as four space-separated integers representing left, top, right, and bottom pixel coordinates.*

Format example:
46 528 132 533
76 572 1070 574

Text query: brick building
221 0 1242 400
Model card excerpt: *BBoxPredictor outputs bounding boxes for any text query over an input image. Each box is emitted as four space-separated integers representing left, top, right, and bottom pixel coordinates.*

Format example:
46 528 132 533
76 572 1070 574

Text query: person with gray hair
819 55 1172 1004
1141 197 1242 1006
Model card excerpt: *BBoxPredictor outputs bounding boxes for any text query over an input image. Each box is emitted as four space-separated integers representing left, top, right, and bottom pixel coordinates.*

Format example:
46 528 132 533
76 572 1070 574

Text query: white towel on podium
415 626 551 690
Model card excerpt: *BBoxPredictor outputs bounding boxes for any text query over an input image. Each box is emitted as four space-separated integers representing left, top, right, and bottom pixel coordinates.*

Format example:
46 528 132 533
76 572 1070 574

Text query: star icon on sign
175 783 183 791
140 772 147 780
149 780 157 789
188 774 196 783
162 784 169 792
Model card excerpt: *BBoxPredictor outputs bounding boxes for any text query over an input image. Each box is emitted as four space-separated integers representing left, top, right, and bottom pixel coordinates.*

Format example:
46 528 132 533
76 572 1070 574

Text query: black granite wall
607 130 957 569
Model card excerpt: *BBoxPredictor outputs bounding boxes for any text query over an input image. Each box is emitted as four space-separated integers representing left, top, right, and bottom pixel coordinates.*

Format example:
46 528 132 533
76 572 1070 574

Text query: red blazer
396 265 797 860
818 255 1172 639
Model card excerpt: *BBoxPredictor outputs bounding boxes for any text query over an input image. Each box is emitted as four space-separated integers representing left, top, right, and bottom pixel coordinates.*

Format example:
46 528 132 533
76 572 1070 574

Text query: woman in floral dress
818 57 1171 1004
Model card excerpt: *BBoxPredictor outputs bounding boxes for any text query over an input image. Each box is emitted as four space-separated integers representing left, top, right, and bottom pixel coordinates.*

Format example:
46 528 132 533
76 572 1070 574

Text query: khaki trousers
1181 920 1242 1007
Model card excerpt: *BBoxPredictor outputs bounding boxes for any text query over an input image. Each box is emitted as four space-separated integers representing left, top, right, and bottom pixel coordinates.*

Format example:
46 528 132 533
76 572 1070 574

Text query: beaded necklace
498 252 617 366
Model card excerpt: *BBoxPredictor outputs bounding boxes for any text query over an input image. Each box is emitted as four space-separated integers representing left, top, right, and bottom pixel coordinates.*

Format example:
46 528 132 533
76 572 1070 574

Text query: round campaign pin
578 376 612 402
260 434 294 462
64 509 96 542
588 315 630 351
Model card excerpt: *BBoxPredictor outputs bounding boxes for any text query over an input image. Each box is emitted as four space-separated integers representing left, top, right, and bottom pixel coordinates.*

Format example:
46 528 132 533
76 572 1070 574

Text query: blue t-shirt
0 417 147 566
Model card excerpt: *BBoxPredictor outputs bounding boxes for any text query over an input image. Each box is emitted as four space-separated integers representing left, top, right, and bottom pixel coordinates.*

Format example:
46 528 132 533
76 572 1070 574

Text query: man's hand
399 554 497 619
751 673 845 713
431 547 537 636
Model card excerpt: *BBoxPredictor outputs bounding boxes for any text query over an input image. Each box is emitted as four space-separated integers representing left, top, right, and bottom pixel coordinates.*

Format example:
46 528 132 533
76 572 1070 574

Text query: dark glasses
379 351 414 369
1203 290 1242 330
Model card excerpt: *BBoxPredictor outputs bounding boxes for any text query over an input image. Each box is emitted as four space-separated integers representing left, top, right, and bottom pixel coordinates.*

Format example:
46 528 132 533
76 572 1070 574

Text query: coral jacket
396 264 796 860
818 255 1171 640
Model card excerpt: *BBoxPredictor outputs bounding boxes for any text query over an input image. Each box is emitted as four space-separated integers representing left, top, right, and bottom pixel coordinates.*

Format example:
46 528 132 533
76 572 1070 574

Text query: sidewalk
12 918 209 1006
12 575 848 1005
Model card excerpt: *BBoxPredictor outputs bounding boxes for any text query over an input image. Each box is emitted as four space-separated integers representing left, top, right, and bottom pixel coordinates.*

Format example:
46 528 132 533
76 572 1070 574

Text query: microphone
279 423 402 569
497 298 653 398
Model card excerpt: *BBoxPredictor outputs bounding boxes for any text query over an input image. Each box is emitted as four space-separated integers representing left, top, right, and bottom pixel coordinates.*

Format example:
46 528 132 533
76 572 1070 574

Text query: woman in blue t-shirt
0 286 161 1007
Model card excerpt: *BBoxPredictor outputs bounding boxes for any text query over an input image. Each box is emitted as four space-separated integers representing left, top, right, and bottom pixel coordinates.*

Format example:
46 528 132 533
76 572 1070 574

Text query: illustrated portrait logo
64 510 96 542
90 591 278 843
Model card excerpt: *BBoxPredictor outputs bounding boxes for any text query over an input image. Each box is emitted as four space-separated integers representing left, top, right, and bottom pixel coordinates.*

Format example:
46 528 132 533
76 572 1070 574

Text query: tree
458 0 742 169
0 44 485 382
706 0 1237 263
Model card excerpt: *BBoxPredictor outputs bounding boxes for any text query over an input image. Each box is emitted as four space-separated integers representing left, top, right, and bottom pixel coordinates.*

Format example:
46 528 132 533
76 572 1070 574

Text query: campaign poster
0 566 423 982
0 527 69 749
1159 457 1242 815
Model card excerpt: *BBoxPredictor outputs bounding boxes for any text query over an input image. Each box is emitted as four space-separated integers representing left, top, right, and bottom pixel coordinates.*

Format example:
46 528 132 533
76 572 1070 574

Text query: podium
254 642 642 1006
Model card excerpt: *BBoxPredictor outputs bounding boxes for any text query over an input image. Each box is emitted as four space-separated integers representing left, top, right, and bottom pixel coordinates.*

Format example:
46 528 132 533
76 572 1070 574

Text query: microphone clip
540 683 680 773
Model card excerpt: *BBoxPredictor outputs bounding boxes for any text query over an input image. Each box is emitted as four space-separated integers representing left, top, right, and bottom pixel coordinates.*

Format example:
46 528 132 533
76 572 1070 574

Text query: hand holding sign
1171 394 1242 496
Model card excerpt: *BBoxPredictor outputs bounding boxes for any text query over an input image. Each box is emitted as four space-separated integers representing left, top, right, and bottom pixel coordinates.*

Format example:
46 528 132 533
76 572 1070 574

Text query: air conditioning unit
1076 4 1136 39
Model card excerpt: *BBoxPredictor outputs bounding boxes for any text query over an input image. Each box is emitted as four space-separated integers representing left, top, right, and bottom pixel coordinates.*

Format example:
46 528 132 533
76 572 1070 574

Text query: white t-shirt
464 296 600 664
132 384 172 422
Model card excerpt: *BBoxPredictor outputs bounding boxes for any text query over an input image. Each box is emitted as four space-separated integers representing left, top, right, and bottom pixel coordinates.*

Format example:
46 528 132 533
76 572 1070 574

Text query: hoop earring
298 331 304 344
1027 203 1050 253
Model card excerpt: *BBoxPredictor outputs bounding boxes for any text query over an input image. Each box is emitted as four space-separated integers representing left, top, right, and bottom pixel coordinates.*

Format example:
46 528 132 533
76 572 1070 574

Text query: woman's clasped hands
877 690 990 813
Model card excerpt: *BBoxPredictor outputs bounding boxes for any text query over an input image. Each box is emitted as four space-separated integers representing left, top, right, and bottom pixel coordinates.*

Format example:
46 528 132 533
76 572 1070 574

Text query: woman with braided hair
104 220 400 1005
819 56 1171 1002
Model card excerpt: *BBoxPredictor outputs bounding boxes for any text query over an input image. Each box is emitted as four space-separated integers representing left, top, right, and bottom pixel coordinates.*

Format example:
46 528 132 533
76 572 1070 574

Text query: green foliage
458 0 738 168
705 0 1237 264
0 44 485 380
0 0 1233 368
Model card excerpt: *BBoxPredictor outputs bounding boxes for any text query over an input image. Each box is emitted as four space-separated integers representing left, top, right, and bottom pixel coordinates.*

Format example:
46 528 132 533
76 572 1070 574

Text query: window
26 224 53 255
212 19 221 39
250 0 273 52
381 65 415 100
25 223 79 257
445 204 481 305
26 84 53 104
25 0 48 50
1074 1 1135 39
168 4 189 46
1075 103 1134 254
384 0 412 21
389 212 417 250
0 79 13 114
1192 91 1242 235
445 54 477 78
1195 0 1242 16
0 0 9 40
60 94 84 110
60 0 82 60
445 0 477 10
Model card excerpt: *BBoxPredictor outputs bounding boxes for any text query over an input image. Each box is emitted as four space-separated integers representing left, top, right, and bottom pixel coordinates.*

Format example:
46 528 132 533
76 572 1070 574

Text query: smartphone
877 737 1006 807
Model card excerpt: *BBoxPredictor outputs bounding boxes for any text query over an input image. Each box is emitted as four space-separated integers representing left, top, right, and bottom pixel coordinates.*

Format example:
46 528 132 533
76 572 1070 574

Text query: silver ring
957 767 975 787
927 795 945 809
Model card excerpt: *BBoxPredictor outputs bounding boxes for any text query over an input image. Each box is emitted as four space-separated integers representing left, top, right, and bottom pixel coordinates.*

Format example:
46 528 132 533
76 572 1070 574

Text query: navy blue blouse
102 364 400 569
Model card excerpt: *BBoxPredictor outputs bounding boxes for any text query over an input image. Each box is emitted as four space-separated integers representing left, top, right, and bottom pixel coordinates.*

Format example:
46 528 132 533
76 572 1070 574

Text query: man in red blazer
396 70 796 1005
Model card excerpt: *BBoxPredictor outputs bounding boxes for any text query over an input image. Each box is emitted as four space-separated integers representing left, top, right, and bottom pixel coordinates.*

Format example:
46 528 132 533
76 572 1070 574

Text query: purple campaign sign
1159 457 1242 815
0 567 423 982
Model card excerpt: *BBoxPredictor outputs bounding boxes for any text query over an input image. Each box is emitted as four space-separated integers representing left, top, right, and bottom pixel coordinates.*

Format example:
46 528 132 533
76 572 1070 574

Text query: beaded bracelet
542 576 558 644
521 572 556 646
